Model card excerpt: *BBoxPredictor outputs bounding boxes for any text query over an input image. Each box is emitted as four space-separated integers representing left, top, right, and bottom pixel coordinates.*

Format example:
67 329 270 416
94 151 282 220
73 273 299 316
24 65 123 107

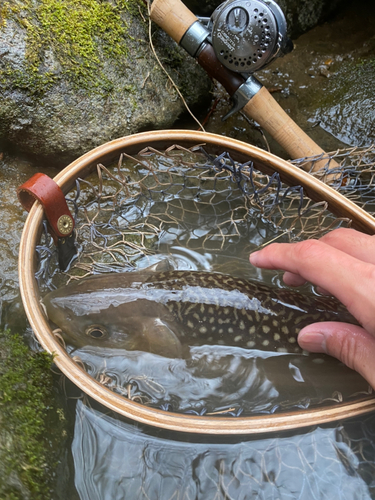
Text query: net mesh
293 144 375 215
36 144 361 288
34 142 375 417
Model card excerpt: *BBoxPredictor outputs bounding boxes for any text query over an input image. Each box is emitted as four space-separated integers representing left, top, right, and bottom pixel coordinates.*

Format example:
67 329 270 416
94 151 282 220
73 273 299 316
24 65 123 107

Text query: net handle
150 0 339 176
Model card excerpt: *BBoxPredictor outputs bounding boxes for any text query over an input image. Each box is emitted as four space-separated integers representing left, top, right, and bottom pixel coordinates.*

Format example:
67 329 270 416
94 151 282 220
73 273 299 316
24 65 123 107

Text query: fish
43 261 357 358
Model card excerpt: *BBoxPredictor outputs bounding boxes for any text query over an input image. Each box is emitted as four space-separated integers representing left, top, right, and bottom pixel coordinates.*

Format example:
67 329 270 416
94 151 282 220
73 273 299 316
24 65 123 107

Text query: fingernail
298 331 326 352
249 251 260 266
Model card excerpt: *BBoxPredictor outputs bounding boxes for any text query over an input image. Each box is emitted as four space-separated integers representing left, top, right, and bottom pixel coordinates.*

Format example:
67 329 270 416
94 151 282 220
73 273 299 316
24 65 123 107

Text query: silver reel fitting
208 0 292 75
179 0 293 119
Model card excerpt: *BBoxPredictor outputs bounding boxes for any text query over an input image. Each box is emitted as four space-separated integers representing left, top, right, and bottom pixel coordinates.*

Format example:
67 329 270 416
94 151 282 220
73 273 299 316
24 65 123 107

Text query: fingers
298 322 375 389
320 228 375 265
281 271 306 287
250 228 375 288
249 239 375 330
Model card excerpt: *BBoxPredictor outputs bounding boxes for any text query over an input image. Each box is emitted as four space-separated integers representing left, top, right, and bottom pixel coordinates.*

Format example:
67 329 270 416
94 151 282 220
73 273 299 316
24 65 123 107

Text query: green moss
0 330 66 499
0 0 146 94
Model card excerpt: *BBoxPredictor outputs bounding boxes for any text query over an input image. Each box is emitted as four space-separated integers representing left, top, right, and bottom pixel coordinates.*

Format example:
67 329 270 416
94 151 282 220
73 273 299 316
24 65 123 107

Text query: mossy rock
0 330 68 499
0 0 211 164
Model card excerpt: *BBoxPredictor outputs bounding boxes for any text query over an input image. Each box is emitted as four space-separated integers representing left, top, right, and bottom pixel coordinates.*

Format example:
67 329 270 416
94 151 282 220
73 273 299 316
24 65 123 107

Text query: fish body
43 266 356 358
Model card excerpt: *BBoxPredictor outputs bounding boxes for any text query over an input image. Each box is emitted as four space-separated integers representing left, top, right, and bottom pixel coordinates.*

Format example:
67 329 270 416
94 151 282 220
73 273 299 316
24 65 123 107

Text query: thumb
298 322 375 389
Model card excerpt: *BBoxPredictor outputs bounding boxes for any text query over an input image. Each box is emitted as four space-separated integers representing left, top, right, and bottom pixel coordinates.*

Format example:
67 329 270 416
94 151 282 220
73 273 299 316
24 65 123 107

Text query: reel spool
208 0 293 75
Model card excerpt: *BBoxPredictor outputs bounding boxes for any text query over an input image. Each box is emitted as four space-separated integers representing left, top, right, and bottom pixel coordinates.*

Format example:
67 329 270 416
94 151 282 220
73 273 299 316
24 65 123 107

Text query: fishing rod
150 0 339 173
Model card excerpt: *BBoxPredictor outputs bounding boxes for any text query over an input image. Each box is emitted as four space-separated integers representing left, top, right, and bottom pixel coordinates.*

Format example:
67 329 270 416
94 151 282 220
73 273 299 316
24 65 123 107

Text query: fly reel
207 0 293 75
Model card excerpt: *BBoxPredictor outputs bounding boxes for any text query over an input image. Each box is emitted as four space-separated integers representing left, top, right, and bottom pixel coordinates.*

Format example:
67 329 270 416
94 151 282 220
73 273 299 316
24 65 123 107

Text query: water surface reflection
72 400 375 500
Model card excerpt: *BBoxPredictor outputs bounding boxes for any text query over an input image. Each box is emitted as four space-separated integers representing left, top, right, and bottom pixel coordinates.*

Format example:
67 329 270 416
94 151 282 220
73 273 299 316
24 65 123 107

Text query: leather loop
17 173 75 242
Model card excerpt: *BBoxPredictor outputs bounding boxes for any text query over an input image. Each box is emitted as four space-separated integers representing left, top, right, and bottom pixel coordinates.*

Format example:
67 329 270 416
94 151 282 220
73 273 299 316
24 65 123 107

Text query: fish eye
85 325 108 340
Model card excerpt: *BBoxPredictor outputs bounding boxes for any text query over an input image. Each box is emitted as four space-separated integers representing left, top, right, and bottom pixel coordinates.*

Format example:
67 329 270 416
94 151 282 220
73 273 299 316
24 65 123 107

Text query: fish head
43 288 148 350
42 270 183 358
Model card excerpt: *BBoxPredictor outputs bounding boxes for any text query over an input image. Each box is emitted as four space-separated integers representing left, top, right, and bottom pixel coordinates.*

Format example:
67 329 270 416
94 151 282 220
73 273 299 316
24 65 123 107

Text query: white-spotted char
43 265 357 358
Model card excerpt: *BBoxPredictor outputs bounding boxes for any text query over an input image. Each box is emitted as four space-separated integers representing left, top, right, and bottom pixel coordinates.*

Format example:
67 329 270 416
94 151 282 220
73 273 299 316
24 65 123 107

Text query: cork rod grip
243 87 338 172
150 0 198 44
151 0 339 176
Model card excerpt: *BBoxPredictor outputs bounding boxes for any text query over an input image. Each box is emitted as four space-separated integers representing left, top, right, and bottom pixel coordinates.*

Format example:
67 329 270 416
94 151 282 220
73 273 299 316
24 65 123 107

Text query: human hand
249 228 375 388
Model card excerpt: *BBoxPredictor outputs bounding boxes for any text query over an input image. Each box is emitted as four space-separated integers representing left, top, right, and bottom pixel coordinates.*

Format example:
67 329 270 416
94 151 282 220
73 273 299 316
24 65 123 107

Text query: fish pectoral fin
141 317 182 358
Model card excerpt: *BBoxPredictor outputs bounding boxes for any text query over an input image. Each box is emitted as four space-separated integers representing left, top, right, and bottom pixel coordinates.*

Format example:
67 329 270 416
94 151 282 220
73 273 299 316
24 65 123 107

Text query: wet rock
0 1 211 165
311 59 375 147
0 330 69 499
184 0 346 37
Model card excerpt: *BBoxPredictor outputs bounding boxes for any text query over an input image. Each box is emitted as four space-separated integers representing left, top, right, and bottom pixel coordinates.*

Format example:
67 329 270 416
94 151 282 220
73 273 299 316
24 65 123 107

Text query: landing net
33 142 375 417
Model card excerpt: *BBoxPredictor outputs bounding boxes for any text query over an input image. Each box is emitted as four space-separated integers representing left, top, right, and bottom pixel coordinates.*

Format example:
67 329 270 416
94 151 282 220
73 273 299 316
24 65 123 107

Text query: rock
0 1 211 164
0 330 69 499
311 59 375 147
184 0 346 37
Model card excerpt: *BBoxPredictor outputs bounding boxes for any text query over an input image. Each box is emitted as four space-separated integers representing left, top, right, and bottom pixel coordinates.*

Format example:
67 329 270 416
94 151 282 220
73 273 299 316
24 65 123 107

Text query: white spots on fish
281 326 289 335
199 326 208 335
262 339 270 347
187 320 194 329
285 312 294 323
294 315 308 325
176 302 183 322
262 325 270 334
234 335 242 343
311 313 325 322
184 304 196 316
239 320 245 330
274 333 280 341
247 340 256 348
288 337 297 344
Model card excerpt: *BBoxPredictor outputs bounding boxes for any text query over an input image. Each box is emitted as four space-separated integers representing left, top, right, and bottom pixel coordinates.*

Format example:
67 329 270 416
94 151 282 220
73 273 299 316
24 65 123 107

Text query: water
71 398 375 499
